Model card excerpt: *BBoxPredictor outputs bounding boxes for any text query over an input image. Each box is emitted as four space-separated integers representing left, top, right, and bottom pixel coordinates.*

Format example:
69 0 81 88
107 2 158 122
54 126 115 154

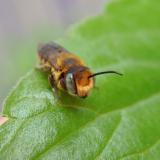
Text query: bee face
65 73 77 96
65 67 94 98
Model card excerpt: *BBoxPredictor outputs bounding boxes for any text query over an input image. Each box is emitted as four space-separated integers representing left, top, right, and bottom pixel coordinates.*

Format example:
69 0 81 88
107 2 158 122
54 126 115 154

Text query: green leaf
1 0 160 159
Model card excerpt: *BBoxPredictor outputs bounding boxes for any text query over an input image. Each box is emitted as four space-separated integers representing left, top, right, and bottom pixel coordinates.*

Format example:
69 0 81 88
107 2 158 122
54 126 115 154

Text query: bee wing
38 42 68 57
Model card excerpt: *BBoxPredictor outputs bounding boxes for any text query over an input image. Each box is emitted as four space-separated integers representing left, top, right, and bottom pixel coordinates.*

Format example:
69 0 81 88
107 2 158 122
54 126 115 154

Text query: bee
38 42 122 98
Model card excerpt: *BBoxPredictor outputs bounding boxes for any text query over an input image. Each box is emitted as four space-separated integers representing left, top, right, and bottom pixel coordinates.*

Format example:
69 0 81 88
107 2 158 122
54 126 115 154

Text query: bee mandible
38 42 122 98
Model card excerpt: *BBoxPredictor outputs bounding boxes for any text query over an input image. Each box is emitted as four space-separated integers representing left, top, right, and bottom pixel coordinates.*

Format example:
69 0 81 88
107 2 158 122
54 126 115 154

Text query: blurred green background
0 0 106 111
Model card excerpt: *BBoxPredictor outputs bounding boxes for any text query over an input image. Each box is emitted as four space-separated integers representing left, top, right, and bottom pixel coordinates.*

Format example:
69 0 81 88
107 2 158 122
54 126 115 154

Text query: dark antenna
88 71 123 79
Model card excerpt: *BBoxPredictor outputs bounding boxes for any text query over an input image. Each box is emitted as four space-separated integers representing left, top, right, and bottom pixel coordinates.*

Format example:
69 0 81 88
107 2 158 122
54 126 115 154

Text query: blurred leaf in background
0 0 160 159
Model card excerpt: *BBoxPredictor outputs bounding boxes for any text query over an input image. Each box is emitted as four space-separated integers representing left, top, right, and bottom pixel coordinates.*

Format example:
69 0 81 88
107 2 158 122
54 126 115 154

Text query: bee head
65 67 94 98
65 66 122 98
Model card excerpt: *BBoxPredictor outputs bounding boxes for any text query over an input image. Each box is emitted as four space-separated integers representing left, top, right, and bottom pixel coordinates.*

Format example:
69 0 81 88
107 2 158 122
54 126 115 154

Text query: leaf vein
119 139 160 160
0 120 25 154
94 114 122 160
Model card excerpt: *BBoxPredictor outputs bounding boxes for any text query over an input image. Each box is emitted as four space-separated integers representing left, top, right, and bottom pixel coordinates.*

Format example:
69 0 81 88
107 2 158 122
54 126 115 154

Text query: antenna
88 71 123 78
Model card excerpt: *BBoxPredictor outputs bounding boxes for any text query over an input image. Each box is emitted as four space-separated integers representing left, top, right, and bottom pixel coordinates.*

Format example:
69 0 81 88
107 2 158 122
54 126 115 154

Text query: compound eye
66 73 76 95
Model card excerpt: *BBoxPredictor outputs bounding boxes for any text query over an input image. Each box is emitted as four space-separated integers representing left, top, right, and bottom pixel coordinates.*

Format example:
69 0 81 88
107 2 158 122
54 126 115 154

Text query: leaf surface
1 0 160 159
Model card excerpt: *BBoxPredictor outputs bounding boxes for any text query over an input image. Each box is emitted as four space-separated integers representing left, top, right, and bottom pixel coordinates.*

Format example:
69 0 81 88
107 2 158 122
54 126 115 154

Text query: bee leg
48 74 55 88
94 86 99 91
36 64 51 73
48 75 60 101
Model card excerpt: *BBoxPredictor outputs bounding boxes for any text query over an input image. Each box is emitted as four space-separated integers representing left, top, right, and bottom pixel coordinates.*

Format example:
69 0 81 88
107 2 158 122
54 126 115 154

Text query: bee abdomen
38 42 67 60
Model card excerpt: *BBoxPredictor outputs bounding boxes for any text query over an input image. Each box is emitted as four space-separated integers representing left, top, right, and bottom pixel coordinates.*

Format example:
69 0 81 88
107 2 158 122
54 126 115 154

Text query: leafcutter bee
38 42 122 98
